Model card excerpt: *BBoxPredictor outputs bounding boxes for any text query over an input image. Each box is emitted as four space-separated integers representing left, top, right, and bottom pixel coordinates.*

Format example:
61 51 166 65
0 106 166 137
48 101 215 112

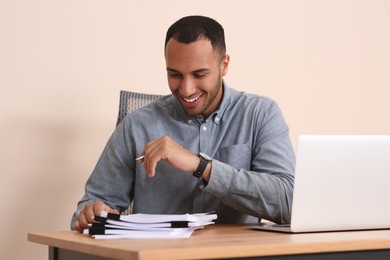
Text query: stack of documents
83 211 217 239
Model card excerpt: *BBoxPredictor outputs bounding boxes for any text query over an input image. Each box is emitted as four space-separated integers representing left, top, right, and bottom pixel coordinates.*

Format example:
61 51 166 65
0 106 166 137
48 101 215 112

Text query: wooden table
28 225 390 260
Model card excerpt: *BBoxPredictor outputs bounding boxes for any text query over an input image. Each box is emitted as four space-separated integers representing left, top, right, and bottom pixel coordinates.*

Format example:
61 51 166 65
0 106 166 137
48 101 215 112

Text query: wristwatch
192 153 212 178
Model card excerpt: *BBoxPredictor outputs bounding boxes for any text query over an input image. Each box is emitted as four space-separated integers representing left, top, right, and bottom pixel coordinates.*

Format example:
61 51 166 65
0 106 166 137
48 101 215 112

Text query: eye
194 73 207 78
168 72 182 78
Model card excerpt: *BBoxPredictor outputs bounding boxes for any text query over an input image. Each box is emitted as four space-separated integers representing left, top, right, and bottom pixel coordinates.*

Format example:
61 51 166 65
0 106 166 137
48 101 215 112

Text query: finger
143 141 161 177
76 210 89 231
142 138 159 158
83 204 96 223
91 201 112 218
92 202 104 217
109 208 120 214
146 146 164 177
145 150 158 177
74 220 82 233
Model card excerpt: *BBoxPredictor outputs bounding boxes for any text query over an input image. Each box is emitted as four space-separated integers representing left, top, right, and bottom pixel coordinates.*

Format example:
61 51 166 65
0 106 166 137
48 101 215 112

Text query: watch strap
193 156 209 178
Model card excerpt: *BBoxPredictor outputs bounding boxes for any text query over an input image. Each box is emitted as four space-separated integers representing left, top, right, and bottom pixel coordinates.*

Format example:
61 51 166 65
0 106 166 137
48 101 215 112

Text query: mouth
182 95 201 103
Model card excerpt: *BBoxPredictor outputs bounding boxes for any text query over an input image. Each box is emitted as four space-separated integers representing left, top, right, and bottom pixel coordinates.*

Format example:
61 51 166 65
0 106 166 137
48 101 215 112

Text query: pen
135 155 144 163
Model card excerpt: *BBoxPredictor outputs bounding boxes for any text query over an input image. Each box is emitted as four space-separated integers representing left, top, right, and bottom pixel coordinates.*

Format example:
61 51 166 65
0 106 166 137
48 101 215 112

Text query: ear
220 55 230 77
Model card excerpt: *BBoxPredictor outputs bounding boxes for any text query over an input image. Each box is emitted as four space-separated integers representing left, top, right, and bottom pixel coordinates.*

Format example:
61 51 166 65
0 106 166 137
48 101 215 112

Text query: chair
116 90 164 126
116 90 164 214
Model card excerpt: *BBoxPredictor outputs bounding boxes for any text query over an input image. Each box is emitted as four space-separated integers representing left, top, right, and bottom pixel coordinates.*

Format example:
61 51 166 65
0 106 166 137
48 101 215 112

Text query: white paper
85 211 217 239
104 219 214 229
100 211 217 224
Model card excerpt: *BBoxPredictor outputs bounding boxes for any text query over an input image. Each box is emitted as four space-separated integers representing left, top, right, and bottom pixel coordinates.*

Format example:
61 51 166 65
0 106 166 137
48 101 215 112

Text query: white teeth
183 96 200 103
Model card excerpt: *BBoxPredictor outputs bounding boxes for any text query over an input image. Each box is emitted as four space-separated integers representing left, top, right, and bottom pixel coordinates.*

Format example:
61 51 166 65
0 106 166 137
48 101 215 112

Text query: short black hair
165 15 226 58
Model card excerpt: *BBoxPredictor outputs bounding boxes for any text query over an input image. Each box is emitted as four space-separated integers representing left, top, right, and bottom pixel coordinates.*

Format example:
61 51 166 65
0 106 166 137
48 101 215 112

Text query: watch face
199 152 212 161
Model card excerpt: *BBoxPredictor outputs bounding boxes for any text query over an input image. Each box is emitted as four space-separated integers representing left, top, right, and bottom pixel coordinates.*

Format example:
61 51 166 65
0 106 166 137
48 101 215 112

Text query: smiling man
71 16 295 232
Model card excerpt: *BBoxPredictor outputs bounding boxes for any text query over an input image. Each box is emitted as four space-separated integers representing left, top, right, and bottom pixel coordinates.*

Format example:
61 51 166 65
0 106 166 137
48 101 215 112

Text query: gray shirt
71 84 295 229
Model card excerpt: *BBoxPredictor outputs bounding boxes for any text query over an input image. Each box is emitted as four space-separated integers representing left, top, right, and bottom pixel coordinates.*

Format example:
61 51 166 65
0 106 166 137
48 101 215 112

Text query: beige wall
1 1 389 259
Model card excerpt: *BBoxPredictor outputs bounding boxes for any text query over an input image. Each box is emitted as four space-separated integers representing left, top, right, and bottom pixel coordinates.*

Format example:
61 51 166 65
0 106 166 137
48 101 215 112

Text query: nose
179 77 197 97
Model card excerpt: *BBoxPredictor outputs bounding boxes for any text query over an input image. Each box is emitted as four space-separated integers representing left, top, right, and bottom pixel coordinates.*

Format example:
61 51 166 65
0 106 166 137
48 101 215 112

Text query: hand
141 135 200 177
73 201 119 233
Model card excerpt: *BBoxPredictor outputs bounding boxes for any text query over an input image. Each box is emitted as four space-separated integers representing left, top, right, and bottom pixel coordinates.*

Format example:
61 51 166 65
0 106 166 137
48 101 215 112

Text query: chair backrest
116 90 164 126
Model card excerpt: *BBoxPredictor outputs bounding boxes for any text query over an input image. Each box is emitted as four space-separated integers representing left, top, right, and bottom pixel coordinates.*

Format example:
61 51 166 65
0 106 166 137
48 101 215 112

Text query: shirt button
202 126 207 131
188 119 192 124
199 184 205 189
214 117 220 123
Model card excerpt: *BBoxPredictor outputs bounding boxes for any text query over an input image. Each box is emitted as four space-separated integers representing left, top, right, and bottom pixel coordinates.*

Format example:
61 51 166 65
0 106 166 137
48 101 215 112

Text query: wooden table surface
28 225 390 260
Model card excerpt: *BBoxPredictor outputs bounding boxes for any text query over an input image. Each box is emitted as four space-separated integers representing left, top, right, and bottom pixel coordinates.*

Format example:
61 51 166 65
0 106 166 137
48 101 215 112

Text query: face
165 38 229 118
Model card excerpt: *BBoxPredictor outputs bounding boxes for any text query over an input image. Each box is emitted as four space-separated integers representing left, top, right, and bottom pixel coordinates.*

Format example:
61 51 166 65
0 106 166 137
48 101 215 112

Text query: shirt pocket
214 143 252 170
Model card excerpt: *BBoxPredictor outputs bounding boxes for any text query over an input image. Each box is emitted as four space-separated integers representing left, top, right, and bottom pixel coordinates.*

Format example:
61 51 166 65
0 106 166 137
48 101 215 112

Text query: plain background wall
1 0 389 259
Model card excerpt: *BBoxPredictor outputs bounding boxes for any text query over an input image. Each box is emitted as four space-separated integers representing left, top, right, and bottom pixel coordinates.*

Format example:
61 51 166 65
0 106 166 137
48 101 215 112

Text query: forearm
205 160 294 224
70 128 135 230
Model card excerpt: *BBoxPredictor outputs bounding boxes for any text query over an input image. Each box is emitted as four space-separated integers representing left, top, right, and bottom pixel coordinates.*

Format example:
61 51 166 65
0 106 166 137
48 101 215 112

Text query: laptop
252 135 390 233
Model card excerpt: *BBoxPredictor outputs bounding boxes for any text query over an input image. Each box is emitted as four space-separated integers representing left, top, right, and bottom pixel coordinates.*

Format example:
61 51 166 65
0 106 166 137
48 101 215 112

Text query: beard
197 75 223 118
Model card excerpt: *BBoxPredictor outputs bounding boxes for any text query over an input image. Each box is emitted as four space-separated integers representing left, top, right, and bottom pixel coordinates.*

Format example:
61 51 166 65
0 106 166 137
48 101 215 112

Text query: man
72 15 295 232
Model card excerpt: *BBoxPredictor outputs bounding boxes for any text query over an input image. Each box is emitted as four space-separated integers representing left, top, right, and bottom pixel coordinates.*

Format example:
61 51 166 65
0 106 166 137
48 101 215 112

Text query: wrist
192 153 212 179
